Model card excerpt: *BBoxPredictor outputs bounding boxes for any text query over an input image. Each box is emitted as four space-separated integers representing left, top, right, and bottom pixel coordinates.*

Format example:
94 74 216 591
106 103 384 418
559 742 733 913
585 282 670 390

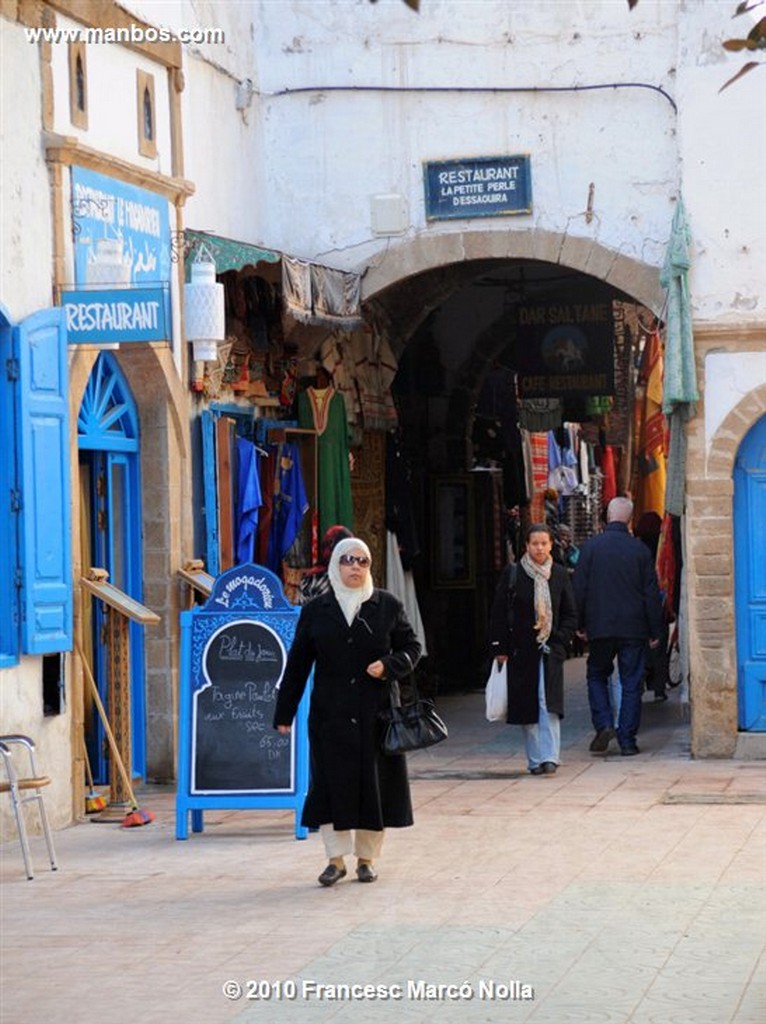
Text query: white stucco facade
2 0 765 840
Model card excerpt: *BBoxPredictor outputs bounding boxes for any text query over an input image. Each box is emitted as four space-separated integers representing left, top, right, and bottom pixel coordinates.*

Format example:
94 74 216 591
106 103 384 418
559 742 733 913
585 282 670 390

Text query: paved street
2 658 764 1024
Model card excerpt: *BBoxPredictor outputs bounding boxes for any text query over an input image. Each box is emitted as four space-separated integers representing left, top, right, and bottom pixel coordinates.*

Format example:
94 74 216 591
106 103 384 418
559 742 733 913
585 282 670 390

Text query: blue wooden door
78 354 146 779
734 414 766 731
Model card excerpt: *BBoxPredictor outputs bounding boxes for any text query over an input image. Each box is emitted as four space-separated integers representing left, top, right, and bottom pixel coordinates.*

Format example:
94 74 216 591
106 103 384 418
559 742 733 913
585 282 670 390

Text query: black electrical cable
268 82 677 114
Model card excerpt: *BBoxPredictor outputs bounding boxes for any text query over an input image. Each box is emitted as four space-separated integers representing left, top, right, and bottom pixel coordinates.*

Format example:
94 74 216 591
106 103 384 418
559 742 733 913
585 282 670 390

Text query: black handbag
379 679 448 756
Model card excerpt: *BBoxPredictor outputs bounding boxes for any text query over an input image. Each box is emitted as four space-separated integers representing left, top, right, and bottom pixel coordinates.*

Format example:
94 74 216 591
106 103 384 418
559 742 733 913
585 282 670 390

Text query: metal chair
0 735 58 880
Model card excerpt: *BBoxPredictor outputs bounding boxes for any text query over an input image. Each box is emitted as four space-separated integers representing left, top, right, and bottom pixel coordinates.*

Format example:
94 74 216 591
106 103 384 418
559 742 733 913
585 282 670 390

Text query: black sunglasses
339 554 371 567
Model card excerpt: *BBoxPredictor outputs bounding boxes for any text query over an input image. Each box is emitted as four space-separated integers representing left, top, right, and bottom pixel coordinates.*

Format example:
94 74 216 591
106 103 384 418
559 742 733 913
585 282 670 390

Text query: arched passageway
364 255 662 691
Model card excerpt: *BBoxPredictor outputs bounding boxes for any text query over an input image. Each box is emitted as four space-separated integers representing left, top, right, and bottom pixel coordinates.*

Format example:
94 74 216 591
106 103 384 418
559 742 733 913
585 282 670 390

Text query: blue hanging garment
235 437 262 564
267 442 309 572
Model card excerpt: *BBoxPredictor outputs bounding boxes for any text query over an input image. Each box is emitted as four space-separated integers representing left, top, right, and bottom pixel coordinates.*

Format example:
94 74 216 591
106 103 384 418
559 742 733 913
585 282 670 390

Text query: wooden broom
74 639 154 827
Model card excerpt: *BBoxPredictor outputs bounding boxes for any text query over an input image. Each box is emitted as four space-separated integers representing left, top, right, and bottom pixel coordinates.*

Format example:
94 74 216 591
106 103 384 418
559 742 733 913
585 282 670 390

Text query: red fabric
530 432 548 522
656 513 677 616
600 445 618 507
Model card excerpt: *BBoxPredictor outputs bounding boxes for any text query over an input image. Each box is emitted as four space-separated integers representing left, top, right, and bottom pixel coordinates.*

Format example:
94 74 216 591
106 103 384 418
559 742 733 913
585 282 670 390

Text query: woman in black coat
489 523 578 776
274 537 421 886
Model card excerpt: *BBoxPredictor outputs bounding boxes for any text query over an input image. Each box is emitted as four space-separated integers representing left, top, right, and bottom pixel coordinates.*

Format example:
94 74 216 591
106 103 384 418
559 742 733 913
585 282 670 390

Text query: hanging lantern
184 246 224 362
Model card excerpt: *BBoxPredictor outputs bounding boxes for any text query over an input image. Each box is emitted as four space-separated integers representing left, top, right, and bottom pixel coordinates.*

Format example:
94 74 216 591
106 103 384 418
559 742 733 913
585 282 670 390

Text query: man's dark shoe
356 863 378 883
620 743 640 756
589 727 616 752
529 765 545 775
318 863 347 887
541 761 558 775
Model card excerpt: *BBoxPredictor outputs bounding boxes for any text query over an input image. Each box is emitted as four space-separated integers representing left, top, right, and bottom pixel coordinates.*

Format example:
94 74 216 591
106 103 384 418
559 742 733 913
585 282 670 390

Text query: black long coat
488 562 578 724
273 588 421 831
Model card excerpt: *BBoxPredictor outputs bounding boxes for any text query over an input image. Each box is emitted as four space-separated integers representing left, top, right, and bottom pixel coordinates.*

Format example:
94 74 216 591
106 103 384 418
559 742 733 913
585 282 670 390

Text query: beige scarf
520 552 553 647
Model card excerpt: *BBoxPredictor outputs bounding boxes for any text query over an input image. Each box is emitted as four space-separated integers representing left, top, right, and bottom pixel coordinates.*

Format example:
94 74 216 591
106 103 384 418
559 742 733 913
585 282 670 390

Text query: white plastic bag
485 660 508 722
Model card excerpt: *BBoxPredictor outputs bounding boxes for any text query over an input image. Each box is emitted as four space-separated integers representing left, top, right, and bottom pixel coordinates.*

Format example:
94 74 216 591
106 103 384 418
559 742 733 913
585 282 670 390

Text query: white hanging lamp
184 244 225 361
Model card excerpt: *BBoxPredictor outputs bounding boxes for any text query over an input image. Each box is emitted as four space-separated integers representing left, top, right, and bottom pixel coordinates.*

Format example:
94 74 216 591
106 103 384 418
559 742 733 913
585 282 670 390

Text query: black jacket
573 522 664 641
488 562 577 723
273 588 421 831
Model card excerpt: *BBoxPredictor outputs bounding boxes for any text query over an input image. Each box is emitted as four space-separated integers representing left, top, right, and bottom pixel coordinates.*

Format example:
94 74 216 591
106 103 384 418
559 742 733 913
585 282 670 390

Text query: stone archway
687 380 766 757
360 227 665 316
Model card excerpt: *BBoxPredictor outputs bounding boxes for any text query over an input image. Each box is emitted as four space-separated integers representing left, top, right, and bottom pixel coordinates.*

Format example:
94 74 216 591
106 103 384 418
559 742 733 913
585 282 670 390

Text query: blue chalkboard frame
175 564 310 840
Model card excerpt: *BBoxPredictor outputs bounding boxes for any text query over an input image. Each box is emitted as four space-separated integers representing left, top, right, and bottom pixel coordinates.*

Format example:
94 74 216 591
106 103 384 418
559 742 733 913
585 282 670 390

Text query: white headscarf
328 537 374 626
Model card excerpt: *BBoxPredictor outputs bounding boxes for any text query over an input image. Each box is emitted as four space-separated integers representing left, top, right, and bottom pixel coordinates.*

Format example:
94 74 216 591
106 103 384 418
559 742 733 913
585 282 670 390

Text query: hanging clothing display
318 333 359 429
529 432 549 522
385 431 420 571
386 530 428 657
255 442 277 566
297 384 354 535
267 441 309 572
235 438 262 565
632 329 667 522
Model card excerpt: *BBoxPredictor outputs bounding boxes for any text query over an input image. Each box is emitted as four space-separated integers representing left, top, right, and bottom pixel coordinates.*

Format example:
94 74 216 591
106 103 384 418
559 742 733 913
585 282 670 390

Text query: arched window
137 71 157 157
68 42 88 129
76 55 85 111
143 86 154 141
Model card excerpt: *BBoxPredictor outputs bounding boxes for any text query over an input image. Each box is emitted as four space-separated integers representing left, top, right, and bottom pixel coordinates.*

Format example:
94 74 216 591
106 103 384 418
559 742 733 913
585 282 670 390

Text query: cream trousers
320 824 385 861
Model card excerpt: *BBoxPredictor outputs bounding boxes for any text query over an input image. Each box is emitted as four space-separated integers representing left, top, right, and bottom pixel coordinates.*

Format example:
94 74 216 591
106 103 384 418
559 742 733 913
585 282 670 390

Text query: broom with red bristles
75 639 155 828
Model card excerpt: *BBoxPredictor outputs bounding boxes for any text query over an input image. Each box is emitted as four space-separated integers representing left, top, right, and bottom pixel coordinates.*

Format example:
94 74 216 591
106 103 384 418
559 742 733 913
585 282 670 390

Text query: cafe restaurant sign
423 155 532 221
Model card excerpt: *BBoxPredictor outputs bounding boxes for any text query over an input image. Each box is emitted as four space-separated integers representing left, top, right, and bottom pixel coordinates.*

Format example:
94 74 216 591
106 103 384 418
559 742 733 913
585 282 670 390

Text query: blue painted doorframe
734 414 766 731
78 354 146 779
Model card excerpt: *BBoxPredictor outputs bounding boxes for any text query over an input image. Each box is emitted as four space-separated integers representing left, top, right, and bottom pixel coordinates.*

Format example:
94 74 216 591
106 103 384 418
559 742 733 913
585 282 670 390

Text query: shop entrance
734 414 766 731
377 257 663 692
78 353 146 782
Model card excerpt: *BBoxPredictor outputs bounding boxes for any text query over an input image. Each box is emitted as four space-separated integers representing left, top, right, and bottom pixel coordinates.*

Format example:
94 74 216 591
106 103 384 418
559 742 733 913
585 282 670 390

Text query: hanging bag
485 660 508 722
379 678 448 756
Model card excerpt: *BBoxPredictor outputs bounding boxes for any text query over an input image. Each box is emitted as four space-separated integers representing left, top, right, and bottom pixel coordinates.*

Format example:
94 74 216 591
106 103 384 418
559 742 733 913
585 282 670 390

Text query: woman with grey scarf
489 524 578 775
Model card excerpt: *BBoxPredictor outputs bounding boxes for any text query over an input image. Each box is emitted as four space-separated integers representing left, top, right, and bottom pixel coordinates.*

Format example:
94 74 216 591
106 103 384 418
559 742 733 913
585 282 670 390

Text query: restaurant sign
423 155 532 221
511 299 615 398
68 166 172 341
61 286 169 344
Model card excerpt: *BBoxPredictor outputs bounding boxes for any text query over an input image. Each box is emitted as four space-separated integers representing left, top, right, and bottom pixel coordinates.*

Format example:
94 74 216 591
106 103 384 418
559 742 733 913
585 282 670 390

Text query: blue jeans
587 639 646 749
523 657 561 768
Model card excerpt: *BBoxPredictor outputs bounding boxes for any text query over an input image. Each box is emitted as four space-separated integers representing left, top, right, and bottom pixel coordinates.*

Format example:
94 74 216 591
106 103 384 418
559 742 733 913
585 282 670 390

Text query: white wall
0 20 54 320
49 14 173 176
248 0 680 271
676 1 766 324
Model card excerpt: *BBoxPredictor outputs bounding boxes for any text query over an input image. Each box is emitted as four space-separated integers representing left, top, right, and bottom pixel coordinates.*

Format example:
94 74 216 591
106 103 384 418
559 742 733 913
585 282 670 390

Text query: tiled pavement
1 658 764 1024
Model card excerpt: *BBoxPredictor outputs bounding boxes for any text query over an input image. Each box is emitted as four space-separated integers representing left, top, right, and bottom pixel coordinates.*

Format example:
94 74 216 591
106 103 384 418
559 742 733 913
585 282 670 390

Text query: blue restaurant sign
61 286 169 344
66 166 172 342
424 155 532 221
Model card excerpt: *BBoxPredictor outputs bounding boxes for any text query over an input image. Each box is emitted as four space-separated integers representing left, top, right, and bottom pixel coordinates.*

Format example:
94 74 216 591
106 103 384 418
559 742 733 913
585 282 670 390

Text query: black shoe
620 743 641 756
541 761 558 775
356 863 378 883
589 727 616 752
529 765 545 775
318 863 347 887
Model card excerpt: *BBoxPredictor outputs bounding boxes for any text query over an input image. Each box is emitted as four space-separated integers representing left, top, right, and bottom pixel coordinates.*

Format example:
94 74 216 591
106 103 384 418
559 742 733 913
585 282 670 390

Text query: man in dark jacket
573 497 664 756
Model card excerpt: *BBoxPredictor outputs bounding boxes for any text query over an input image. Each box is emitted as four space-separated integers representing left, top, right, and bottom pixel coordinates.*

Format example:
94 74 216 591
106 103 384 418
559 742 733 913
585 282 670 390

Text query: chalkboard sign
176 565 309 840
193 619 291 793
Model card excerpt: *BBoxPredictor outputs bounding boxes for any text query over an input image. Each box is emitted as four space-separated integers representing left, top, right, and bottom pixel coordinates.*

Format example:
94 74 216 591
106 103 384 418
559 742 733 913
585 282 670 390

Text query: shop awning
184 229 280 273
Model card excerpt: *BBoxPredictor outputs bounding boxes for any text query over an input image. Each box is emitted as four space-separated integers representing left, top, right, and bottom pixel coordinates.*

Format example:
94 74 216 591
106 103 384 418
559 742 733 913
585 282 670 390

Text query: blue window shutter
14 308 73 653
201 410 220 576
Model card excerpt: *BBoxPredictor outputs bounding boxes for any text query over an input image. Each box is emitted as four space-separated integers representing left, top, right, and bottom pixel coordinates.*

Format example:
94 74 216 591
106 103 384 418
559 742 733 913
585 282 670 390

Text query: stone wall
685 324 766 757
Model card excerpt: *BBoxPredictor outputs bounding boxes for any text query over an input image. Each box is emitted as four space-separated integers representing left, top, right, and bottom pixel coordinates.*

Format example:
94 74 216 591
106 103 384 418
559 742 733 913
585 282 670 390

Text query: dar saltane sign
424 155 532 220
